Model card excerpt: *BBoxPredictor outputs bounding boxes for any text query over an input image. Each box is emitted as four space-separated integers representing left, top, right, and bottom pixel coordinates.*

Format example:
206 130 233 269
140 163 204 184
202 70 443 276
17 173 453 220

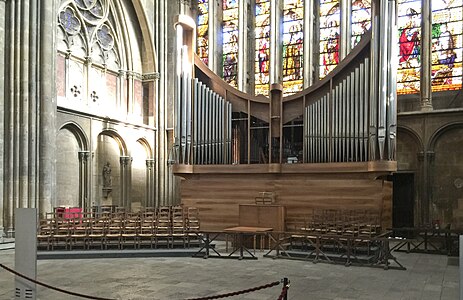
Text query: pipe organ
175 1 398 231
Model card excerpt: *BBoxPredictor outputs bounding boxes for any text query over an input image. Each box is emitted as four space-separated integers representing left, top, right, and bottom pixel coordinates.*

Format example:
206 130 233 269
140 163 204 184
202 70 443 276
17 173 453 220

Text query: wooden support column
269 83 283 164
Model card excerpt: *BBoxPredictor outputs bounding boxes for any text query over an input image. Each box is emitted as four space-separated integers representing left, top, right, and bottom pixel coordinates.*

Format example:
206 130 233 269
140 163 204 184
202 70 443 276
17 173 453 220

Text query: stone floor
0 244 459 300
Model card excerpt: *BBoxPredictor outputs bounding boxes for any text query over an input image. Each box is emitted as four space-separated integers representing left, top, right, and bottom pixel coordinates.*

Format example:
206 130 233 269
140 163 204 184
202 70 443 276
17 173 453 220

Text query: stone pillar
145 159 155 207
78 151 90 212
303 0 315 87
127 71 136 116
237 0 250 92
424 150 435 224
270 0 282 85
3 0 56 235
420 0 433 111
208 0 223 75
120 156 132 209
0 0 6 235
340 0 351 59
39 0 57 218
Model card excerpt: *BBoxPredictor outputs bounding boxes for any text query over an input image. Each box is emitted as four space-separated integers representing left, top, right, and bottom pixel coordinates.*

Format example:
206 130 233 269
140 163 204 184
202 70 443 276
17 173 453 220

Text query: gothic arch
136 137 154 158
397 125 424 152
99 129 128 156
428 122 463 151
131 0 158 73
59 121 90 151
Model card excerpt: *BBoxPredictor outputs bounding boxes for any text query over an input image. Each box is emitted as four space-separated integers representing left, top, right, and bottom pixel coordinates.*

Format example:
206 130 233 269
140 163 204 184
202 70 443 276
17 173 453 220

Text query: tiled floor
0 244 459 300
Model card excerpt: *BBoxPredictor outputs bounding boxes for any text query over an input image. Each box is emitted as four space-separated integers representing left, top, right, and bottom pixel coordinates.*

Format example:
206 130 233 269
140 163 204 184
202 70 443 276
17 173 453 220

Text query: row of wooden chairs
38 206 201 251
286 208 382 238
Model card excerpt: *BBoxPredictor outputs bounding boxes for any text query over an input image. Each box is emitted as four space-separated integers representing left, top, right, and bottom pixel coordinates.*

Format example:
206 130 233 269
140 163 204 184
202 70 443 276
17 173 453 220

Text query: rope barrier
0 263 115 300
277 284 290 300
184 280 280 300
0 263 288 300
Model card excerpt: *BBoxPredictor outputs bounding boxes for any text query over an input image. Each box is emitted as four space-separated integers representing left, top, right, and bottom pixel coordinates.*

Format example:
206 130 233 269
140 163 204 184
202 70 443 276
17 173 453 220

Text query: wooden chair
37 220 53 251
69 220 89 250
51 221 70 250
88 220 106 249
139 218 155 248
172 218 187 248
154 218 171 248
105 220 122 249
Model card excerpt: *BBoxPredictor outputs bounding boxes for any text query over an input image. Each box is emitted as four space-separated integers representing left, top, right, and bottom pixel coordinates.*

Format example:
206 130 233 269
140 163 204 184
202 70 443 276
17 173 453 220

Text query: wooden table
224 226 273 259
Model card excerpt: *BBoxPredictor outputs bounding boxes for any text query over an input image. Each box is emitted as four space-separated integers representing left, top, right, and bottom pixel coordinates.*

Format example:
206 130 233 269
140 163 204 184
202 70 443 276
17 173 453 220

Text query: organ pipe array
175 0 397 166
174 45 232 165
304 58 371 163
304 1 397 163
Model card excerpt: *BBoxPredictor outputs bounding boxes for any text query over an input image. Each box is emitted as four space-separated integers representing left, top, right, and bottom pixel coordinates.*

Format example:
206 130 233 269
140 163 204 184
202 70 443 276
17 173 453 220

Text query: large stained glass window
283 0 304 95
431 0 463 92
319 0 340 79
351 0 371 48
223 0 239 87
255 0 271 96
197 0 209 65
397 0 421 95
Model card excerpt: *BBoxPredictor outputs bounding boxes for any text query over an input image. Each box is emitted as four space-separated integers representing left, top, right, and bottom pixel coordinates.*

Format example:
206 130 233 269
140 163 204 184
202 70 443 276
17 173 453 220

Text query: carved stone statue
103 162 112 187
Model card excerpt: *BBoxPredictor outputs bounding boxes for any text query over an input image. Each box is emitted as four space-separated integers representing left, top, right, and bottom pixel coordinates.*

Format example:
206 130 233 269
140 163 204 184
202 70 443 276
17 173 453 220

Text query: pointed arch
428 122 463 151
59 121 90 151
100 129 128 156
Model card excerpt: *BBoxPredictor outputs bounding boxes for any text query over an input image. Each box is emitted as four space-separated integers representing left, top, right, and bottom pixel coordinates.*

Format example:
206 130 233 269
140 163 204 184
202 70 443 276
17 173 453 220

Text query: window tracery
57 0 120 69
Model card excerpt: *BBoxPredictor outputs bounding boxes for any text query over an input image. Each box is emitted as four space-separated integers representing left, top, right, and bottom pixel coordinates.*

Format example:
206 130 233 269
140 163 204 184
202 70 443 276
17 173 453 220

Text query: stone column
303 0 315 87
145 159 155 207
270 0 282 85
340 0 351 59
420 0 433 111
39 0 57 218
78 151 90 211
237 0 250 92
120 156 132 209
208 0 223 75
0 0 6 235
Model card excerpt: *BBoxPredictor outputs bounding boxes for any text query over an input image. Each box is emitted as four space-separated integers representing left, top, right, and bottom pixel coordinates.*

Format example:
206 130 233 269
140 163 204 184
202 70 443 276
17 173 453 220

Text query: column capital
142 72 160 81
78 151 91 162
120 156 132 167
146 159 155 170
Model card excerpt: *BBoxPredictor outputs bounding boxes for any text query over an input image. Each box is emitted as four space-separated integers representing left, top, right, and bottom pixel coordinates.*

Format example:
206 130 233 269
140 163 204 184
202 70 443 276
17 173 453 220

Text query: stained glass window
431 0 463 92
319 0 340 79
351 0 371 48
283 0 304 95
255 0 271 96
397 0 421 95
223 0 239 87
197 0 209 65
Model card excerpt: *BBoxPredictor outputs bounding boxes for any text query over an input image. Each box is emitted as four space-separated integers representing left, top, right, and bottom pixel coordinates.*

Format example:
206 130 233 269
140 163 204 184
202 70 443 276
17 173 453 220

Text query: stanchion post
283 277 289 300
15 208 37 300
